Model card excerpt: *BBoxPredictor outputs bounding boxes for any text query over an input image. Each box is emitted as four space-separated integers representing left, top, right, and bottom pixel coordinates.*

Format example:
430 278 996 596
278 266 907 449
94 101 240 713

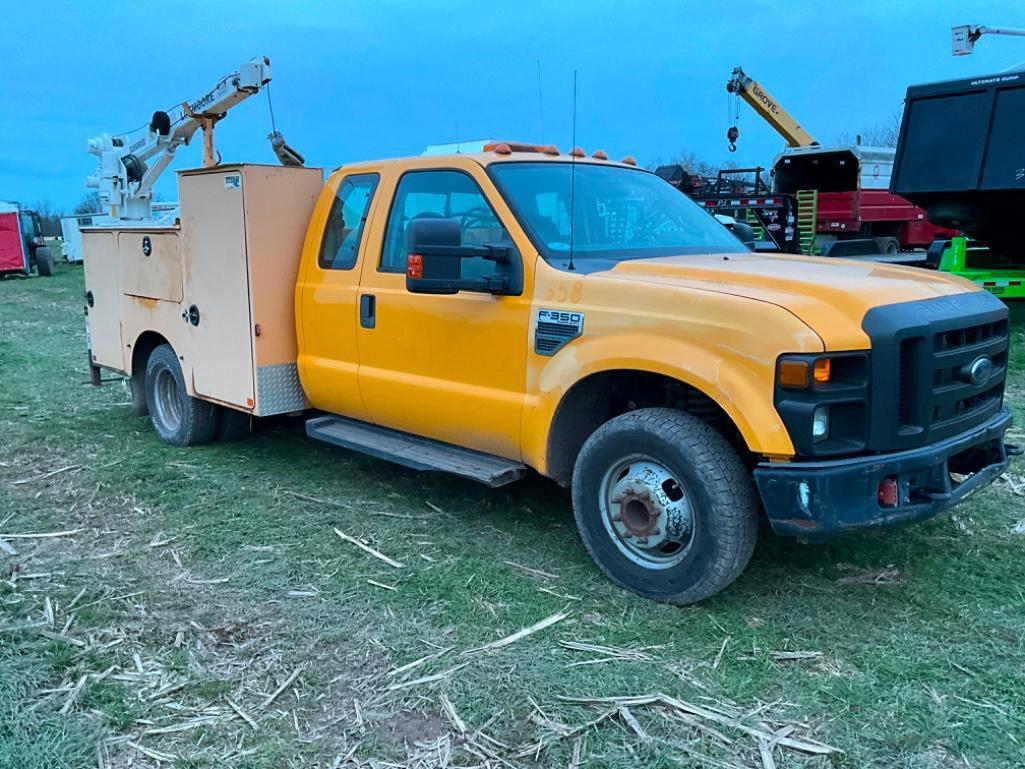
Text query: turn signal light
407 253 423 279
813 358 832 384
777 360 809 388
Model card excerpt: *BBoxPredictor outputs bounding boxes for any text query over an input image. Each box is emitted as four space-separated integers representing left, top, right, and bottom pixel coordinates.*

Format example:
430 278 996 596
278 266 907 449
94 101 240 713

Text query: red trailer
0 202 53 277
772 146 955 256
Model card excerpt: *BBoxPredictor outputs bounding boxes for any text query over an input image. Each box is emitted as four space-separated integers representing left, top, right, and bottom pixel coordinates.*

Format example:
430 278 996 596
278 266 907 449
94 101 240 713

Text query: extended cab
81 145 1017 603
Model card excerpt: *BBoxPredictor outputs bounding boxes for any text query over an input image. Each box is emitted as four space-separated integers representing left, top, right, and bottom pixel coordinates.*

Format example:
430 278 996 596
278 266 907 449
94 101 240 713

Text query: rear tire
571 408 758 604
34 246 53 277
144 344 218 446
875 237 900 256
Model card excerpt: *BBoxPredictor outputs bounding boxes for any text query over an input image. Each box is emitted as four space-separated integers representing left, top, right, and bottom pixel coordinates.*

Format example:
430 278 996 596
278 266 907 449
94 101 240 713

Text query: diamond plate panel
256 363 306 415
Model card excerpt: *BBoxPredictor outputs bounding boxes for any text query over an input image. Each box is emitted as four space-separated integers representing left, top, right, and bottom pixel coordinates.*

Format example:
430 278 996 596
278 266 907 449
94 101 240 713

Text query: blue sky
0 0 1020 210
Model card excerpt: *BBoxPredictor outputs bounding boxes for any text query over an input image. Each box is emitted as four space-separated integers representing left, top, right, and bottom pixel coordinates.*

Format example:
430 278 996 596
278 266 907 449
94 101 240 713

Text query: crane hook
727 125 739 153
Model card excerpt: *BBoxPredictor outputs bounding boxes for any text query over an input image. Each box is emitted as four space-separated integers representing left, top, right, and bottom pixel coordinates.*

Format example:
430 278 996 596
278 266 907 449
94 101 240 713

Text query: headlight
812 406 830 441
774 352 870 456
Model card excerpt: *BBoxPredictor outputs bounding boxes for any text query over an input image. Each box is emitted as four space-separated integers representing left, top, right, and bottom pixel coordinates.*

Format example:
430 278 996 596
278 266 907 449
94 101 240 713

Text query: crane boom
86 57 272 221
725 67 818 151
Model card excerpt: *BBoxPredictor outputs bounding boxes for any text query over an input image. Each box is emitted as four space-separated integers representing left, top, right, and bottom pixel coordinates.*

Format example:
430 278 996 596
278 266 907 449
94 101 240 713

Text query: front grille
863 292 1009 452
896 318 1008 438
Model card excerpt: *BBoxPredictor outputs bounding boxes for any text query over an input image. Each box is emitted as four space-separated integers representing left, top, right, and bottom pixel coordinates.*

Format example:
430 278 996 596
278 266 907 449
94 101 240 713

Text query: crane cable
727 88 740 152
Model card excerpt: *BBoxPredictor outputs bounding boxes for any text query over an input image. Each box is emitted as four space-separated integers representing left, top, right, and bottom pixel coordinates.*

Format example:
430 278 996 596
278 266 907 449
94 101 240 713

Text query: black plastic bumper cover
754 408 1014 538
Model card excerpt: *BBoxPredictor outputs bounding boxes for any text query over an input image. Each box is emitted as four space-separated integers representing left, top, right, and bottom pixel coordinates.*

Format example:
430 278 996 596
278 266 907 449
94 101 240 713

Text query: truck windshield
489 162 742 267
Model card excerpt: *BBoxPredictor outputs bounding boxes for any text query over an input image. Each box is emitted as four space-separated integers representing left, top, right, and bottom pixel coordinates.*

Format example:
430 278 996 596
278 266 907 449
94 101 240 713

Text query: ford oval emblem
968 355 994 386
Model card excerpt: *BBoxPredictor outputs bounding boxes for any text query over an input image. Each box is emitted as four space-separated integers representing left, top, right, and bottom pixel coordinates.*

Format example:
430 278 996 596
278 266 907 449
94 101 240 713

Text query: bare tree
31 199 64 237
834 106 904 148
72 191 102 215
648 150 721 178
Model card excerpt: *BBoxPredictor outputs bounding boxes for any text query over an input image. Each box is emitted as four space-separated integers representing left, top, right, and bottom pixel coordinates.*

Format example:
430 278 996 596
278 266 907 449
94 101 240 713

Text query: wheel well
131 331 169 380
545 370 750 486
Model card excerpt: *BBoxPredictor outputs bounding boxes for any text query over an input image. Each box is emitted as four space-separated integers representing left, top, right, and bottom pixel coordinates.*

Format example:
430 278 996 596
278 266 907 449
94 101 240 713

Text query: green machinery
937 236 1025 300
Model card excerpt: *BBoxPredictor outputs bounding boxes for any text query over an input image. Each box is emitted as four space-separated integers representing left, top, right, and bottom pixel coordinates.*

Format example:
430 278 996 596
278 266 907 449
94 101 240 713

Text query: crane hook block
726 125 739 152
269 131 305 168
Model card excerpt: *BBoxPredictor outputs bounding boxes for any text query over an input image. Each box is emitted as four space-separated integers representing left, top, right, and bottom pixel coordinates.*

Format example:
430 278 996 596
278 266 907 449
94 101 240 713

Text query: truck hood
603 252 979 348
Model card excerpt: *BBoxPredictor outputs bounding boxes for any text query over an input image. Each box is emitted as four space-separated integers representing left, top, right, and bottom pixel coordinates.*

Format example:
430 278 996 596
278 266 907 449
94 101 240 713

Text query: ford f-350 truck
82 143 1017 603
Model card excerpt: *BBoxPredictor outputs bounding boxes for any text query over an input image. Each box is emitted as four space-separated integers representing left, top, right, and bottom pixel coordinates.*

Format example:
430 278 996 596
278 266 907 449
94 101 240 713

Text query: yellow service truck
82 143 1017 603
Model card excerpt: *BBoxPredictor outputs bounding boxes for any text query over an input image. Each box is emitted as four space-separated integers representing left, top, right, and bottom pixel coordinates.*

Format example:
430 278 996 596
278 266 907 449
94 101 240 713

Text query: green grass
1 265 1024 768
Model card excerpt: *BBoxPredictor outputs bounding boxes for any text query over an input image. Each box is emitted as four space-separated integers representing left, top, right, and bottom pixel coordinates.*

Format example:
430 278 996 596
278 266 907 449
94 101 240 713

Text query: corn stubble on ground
1 265 1024 768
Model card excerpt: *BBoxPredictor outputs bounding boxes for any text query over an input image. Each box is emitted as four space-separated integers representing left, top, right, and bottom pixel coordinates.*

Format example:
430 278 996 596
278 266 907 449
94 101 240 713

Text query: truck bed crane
725 67 818 152
86 56 303 221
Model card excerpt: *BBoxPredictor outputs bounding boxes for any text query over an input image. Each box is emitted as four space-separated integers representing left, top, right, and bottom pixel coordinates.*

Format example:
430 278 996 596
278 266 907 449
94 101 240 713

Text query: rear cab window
318 173 380 270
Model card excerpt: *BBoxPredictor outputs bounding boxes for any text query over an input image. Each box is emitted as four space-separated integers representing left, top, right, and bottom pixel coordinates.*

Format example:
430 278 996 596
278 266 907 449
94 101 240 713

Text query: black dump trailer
892 70 1025 262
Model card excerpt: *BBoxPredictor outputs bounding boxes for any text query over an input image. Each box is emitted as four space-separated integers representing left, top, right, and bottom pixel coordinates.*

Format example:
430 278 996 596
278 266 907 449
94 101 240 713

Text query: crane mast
85 57 273 221
725 67 818 151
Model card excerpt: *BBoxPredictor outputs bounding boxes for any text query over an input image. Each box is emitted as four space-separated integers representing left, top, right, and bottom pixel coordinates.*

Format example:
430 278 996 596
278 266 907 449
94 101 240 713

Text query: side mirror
405 218 522 296
730 221 757 250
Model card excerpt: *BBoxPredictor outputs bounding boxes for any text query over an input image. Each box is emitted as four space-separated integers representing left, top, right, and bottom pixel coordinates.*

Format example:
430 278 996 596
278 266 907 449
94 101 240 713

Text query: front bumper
754 408 1015 538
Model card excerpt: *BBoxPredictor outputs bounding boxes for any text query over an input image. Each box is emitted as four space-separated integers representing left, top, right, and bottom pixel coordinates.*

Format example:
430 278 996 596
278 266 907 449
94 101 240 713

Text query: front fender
522 331 814 476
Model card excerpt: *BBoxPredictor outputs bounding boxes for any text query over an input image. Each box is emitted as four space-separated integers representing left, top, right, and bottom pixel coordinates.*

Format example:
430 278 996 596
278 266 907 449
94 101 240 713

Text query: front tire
144 344 218 446
571 408 758 604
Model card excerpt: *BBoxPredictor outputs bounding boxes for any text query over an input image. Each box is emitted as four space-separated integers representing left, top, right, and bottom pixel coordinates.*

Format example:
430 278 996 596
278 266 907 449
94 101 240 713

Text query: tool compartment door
81 230 127 371
117 230 183 302
178 169 255 408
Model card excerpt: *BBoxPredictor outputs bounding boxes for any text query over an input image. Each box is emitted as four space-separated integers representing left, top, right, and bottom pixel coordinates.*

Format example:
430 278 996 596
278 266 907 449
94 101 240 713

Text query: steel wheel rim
153 367 183 433
598 454 695 569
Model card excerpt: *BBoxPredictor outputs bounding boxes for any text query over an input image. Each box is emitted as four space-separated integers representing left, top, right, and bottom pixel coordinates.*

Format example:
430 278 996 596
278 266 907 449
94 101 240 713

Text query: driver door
355 162 531 459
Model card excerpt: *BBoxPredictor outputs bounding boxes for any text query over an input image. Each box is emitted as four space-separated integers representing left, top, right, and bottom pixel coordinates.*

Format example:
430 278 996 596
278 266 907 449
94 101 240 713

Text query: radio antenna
536 60 546 143
567 69 578 272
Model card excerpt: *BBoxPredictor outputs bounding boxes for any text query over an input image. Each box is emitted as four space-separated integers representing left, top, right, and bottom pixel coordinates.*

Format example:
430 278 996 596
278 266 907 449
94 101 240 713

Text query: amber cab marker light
591 149 608 160
570 147 585 157
622 155 637 166
491 143 512 155
813 358 832 384
778 360 809 388
407 253 423 279
544 145 560 155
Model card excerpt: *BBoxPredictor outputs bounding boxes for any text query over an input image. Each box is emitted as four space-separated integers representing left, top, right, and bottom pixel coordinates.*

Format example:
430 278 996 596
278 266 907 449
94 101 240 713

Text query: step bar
306 415 527 487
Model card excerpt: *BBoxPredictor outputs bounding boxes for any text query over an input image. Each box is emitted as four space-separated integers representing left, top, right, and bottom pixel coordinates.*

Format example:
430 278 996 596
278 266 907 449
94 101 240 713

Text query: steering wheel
460 206 497 229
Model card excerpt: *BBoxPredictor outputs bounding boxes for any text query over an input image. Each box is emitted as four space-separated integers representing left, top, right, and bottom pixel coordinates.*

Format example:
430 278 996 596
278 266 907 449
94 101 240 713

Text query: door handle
359 294 376 329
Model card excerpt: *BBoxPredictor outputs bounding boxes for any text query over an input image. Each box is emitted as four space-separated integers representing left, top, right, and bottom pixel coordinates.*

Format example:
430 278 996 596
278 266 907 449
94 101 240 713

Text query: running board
305 415 527 487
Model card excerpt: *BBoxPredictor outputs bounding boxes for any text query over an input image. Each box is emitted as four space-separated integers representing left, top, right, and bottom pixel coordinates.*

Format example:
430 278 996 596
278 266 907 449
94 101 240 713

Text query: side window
318 173 380 270
380 170 510 277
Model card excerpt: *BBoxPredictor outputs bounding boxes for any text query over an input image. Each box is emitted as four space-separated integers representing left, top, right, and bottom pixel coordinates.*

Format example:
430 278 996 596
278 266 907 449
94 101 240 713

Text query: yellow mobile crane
725 66 818 151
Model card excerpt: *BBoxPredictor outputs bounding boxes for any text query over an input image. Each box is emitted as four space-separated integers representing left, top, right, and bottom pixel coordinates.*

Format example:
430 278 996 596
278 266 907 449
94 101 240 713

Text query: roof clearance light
622 155 637 166
483 141 556 154
570 147 585 158
591 149 608 160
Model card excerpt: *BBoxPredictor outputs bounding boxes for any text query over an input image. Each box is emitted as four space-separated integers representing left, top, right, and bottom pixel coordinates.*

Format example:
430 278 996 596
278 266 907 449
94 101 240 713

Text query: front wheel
571 408 758 604
144 344 218 446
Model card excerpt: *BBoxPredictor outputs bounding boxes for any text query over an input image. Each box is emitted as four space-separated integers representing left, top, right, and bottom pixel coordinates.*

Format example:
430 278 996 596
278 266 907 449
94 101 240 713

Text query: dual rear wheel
143 344 251 446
